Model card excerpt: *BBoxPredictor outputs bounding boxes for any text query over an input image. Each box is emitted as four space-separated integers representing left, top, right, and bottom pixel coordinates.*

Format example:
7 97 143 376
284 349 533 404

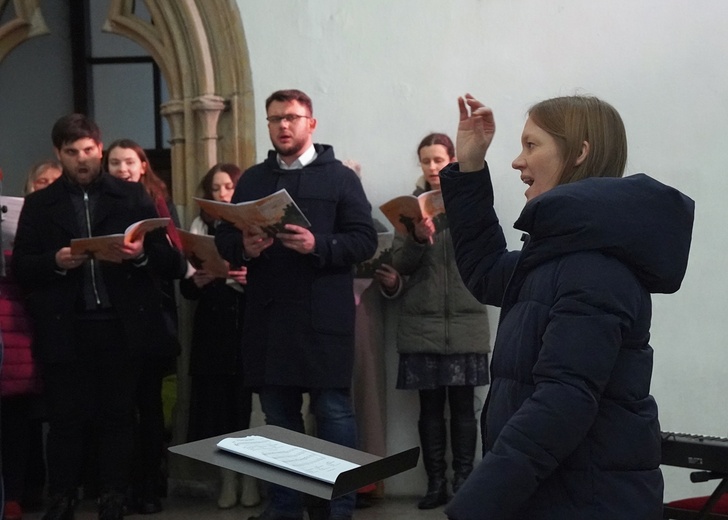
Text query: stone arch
0 0 49 62
0 0 255 221
104 0 256 223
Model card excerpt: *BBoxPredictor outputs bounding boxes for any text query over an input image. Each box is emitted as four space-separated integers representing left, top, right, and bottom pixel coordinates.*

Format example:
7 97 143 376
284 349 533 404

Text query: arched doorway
104 0 256 220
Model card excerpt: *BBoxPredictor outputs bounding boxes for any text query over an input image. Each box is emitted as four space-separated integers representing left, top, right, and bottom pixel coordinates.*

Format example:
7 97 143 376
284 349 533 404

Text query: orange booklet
177 229 230 278
69 217 170 263
379 190 445 236
194 189 311 237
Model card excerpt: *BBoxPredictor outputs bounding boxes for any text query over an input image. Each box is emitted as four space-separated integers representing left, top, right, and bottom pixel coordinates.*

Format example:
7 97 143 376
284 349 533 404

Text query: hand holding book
413 217 436 244
277 224 316 255
193 189 311 237
177 229 230 278
69 217 170 263
379 190 445 238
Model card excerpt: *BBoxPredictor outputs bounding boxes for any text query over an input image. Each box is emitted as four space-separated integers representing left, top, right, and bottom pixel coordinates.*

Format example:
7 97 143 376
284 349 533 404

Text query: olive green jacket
387 182 490 355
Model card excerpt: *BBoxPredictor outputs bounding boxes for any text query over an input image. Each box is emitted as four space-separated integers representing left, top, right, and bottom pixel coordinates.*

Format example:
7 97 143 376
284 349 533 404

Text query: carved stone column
191 93 226 166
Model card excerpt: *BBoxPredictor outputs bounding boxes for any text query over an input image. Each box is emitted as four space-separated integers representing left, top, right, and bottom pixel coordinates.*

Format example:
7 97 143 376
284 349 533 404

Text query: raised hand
457 93 496 172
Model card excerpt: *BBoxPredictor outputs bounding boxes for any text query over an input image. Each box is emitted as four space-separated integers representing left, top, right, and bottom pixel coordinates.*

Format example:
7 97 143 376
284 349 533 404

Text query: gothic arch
0 0 49 62
104 0 256 222
0 0 255 221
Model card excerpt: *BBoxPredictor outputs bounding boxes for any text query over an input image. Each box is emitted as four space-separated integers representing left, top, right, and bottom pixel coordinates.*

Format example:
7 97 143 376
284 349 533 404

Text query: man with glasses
216 89 377 520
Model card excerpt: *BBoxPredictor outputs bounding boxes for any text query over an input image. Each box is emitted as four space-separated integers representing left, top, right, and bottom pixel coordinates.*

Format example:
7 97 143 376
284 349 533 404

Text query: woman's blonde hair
24 160 61 195
528 96 627 185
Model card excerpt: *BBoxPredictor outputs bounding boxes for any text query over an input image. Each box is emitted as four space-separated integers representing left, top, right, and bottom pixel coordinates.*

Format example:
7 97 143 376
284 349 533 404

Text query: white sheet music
216 435 360 484
0 196 24 250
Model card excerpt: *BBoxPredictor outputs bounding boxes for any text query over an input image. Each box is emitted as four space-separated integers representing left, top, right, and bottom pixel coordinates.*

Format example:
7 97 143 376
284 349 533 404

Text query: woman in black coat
181 164 251 509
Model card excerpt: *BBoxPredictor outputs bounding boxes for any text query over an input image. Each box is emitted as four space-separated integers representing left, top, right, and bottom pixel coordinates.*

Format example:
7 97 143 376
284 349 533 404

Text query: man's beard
273 139 306 159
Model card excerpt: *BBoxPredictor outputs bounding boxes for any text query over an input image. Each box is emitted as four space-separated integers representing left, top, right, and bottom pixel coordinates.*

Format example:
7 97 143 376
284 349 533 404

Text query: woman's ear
575 141 589 166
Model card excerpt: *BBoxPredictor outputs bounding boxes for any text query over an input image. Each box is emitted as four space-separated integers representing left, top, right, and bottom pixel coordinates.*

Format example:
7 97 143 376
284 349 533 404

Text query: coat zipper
83 190 101 305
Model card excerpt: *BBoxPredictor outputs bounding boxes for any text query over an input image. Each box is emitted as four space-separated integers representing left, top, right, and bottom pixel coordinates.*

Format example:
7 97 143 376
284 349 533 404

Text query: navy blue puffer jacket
440 164 694 520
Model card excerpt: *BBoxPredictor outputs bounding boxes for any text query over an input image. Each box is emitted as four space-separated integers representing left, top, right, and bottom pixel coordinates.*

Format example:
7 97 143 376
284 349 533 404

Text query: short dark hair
416 133 455 160
265 89 313 115
51 113 102 149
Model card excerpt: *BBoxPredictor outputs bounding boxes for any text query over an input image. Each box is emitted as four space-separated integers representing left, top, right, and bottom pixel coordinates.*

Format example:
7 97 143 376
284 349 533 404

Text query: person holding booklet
106 138 188 514
440 94 694 520
12 114 185 520
180 163 256 510
379 133 490 510
0 161 60 520
215 89 377 520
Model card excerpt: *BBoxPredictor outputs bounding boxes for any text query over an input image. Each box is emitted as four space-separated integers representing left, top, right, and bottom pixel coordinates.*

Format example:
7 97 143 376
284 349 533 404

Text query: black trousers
132 356 172 494
0 394 46 502
42 317 139 496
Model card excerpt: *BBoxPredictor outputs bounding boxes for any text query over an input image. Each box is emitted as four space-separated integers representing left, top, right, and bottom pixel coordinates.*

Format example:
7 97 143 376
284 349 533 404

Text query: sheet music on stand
217 435 360 484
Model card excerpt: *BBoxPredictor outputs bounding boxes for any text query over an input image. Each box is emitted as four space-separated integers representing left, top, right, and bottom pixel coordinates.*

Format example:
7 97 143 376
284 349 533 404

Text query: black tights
419 386 475 422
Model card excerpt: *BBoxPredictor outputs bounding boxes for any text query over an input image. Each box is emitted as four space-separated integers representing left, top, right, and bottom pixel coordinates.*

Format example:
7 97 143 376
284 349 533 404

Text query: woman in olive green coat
381 133 490 510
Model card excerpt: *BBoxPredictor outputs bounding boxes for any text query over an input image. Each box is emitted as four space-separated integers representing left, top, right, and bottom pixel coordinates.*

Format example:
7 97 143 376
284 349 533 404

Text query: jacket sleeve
142 228 187 279
439 163 516 307
12 195 67 291
310 171 377 268
390 231 427 276
445 254 645 520
136 188 187 279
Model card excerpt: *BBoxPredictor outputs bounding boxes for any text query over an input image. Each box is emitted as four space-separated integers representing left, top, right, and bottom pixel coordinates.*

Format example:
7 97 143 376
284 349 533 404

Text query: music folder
168 425 420 500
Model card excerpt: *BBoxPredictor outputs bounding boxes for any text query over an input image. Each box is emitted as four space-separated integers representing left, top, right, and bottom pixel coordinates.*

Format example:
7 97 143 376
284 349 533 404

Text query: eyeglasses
266 114 311 125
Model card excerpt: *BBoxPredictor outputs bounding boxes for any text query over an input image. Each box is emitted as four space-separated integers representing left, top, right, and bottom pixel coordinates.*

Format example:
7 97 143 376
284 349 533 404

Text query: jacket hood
264 143 337 168
514 173 694 294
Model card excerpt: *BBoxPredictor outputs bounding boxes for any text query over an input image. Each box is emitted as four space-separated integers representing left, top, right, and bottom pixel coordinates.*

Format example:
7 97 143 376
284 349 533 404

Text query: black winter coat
12 173 186 363
440 164 694 520
215 145 377 388
181 222 245 376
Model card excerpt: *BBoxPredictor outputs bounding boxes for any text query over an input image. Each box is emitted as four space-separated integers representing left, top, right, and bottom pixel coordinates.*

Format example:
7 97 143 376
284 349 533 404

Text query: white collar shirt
277 144 317 170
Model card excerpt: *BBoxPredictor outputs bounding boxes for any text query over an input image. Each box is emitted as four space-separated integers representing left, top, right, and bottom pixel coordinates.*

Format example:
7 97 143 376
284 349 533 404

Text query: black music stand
169 425 420 500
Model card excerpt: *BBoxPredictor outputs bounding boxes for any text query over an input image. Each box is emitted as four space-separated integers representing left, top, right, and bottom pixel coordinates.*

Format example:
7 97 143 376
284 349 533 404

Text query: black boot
99 491 126 520
451 417 477 494
417 419 449 510
42 493 76 520
137 478 163 514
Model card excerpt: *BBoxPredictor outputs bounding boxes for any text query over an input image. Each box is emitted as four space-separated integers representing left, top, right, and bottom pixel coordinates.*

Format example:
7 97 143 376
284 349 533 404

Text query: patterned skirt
396 352 489 390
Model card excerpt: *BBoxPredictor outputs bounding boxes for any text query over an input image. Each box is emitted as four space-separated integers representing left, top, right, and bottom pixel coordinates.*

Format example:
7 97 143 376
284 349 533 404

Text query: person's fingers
458 96 468 120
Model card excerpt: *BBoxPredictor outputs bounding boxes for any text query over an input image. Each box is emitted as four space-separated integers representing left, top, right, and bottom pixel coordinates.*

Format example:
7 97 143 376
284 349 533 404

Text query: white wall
236 0 728 501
